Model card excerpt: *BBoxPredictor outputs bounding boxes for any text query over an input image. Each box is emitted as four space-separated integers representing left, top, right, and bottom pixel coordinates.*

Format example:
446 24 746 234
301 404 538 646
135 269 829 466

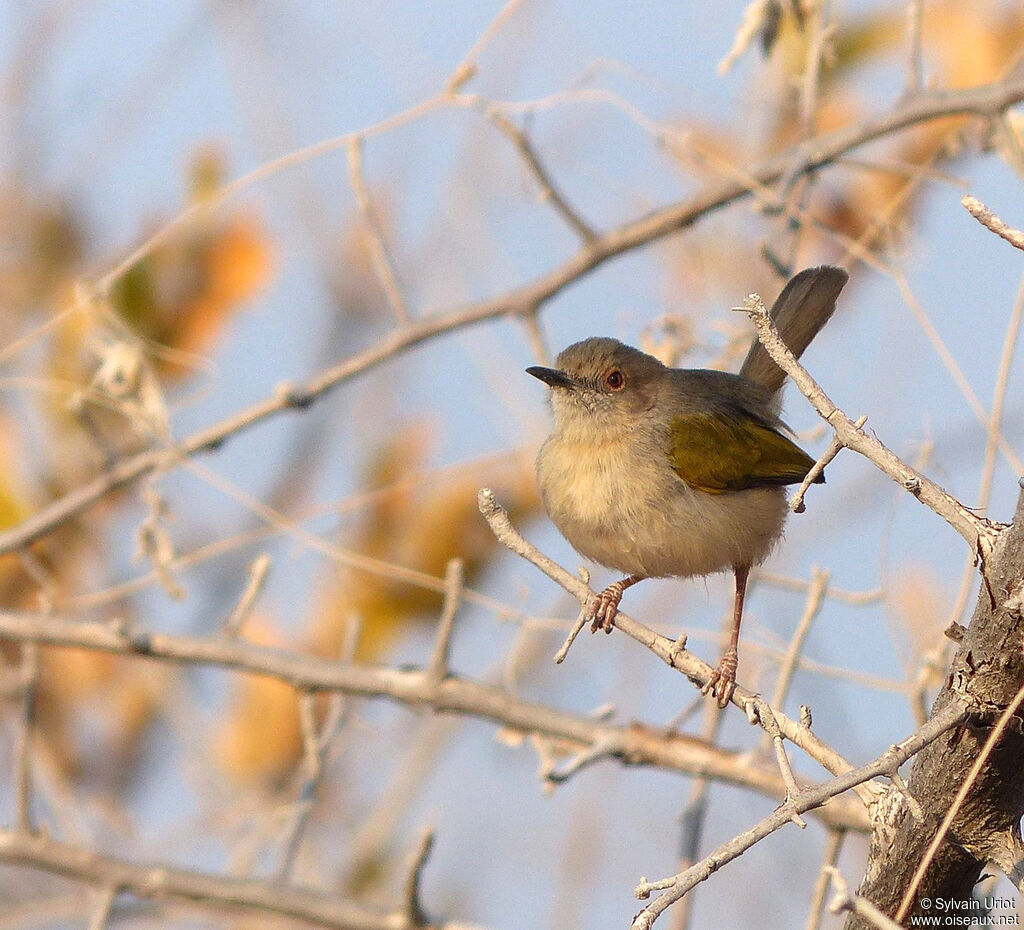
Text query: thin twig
487 110 596 241
553 608 589 664
222 553 271 638
346 136 410 324
444 0 531 93
669 699 725 930
962 194 1024 252
403 829 435 926
770 567 830 711
891 268 1024 475
798 1 831 133
428 559 464 685
86 886 117 930
15 642 38 833
805 831 845 930
519 309 551 365
274 627 357 882
790 417 866 513
905 0 924 94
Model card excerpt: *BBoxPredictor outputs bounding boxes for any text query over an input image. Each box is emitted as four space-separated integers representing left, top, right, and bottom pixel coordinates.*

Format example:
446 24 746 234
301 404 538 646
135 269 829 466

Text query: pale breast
536 432 788 579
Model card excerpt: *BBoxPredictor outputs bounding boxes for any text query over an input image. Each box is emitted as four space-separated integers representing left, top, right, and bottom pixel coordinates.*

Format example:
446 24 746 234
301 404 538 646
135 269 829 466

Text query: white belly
536 432 787 578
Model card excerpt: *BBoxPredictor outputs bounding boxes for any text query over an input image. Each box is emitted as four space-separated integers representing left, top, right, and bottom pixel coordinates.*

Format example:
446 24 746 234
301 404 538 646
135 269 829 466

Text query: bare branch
403 828 435 926
904 0 924 94
806 832 845 930
0 829 461 930
86 886 117 930
4 77 1024 558
553 607 589 664
753 699 807 827
14 642 38 833
669 699 725 930
770 567 830 711
0 609 868 831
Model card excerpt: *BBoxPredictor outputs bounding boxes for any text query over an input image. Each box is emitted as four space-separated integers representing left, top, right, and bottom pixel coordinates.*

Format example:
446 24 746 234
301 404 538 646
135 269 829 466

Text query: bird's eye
605 369 625 390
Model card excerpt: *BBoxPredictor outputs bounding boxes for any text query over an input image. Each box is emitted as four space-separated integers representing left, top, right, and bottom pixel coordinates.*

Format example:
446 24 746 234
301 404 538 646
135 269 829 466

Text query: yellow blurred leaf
215 618 303 784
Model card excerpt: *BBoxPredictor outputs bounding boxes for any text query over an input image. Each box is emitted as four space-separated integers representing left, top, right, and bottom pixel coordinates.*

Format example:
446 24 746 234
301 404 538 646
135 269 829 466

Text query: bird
526 266 848 706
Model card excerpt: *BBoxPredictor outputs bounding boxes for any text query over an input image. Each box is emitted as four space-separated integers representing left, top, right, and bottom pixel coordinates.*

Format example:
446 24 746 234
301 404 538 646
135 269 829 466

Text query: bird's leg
587 574 645 634
702 564 749 707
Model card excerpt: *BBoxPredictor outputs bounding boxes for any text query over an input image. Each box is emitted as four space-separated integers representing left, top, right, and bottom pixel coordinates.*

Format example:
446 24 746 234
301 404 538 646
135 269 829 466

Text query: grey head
526 337 667 435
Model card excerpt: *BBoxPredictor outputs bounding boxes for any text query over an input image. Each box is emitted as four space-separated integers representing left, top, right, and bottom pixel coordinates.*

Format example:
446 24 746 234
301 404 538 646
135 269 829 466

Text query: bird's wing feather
668 412 819 493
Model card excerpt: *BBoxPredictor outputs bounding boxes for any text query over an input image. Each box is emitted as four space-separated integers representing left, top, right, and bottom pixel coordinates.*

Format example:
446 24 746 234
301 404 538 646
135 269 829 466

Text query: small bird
527 266 848 706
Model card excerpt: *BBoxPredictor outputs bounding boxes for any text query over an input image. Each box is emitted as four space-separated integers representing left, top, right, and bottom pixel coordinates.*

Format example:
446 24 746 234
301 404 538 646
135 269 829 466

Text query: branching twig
630 700 967 930
738 292 997 554
479 488 863 783
752 699 807 827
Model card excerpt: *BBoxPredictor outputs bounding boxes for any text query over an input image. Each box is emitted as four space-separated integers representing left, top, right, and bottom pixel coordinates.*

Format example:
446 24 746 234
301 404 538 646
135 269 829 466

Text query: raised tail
739 265 849 396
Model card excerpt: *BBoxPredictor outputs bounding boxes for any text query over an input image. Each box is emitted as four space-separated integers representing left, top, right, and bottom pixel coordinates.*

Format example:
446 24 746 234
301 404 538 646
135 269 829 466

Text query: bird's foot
701 647 738 708
587 581 627 634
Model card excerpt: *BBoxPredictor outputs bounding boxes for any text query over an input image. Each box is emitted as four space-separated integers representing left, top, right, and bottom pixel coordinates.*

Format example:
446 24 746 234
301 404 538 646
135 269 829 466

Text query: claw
582 575 645 636
586 586 621 633
701 647 738 708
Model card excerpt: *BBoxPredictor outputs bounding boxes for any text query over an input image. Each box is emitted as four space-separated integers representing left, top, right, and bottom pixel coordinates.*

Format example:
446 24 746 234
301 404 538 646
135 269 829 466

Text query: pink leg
702 565 749 707
587 574 645 634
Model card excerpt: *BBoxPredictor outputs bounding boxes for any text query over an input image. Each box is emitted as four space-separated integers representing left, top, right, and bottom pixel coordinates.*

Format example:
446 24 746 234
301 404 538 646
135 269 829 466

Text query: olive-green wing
669 412 818 494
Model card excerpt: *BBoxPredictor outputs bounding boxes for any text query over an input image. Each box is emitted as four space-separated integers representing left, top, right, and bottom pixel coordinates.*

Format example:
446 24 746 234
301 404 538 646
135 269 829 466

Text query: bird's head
527 337 666 437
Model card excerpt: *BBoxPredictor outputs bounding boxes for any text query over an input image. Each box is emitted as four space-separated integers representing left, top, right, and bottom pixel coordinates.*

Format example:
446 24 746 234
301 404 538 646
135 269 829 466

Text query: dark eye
605 369 625 390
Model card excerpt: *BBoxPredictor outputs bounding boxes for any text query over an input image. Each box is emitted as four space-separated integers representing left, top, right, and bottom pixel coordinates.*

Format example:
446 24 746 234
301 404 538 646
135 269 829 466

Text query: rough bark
847 487 1024 927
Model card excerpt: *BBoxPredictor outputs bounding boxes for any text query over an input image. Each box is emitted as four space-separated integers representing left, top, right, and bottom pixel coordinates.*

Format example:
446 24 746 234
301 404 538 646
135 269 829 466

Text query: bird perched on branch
527 266 848 705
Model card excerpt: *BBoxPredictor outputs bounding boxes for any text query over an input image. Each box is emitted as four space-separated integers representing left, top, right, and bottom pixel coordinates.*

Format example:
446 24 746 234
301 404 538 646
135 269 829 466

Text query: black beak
526 366 574 389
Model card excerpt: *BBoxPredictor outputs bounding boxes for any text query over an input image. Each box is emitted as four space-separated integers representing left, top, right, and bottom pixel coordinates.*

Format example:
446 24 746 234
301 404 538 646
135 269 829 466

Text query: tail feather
739 265 849 396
